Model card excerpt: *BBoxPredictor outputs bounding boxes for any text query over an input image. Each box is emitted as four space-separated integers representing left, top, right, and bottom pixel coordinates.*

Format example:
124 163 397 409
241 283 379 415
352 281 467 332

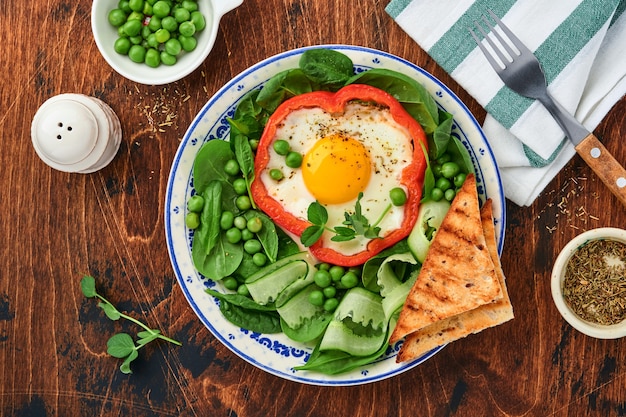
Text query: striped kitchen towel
386 0 626 206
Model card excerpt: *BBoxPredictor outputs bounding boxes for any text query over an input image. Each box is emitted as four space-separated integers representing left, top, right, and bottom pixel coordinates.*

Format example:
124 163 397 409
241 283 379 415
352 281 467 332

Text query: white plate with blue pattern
165 45 505 386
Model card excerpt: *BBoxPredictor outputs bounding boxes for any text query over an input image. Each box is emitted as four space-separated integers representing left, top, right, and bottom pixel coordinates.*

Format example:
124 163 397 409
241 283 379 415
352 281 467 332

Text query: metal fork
470 10 626 207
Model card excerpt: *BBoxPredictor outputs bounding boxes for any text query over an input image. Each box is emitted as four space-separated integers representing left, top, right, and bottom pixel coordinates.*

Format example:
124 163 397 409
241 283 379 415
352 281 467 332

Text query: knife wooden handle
575 133 626 207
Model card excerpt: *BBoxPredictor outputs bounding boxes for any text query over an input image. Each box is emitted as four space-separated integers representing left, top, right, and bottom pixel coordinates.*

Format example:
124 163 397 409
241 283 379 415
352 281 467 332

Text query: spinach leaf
447 136 475 176
192 140 236 194
228 115 263 141
195 180 222 255
430 110 454 159
299 49 354 89
346 68 439 134
256 68 316 112
206 289 282 334
234 89 264 120
192 232 243 280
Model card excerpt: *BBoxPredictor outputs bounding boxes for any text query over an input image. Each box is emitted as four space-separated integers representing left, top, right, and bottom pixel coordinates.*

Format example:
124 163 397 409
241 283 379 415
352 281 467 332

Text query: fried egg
258 101 414 256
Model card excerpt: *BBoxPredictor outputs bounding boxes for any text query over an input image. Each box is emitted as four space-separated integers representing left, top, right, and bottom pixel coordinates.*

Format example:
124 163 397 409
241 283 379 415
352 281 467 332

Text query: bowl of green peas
91 0 242 85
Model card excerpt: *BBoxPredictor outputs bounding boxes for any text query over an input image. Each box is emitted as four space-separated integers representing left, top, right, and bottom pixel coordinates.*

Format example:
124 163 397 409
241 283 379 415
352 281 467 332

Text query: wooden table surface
3 1 626 416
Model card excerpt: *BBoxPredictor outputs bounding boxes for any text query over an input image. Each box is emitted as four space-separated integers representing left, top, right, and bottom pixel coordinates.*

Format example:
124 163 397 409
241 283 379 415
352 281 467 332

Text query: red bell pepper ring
250 84 428 267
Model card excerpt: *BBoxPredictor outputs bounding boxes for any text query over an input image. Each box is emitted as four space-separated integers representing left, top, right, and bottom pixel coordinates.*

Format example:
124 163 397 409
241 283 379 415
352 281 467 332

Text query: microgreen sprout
80 275 182 374
301 193 392 247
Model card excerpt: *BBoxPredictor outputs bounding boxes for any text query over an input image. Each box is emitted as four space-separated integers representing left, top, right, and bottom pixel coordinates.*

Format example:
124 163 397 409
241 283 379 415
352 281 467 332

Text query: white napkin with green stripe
386 0 626 206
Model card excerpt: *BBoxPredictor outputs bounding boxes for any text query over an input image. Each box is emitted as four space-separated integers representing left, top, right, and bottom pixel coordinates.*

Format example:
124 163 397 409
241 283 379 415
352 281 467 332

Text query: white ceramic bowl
551 227 626 339
91 0 242 85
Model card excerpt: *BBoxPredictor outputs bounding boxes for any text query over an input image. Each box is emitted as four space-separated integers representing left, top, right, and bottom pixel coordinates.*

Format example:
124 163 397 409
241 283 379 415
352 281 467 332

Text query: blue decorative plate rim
165 45 506 386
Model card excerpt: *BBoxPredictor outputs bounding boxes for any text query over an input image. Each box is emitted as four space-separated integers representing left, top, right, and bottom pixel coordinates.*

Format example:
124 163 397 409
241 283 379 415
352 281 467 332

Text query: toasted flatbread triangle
396 199 514 362
390 174 504 344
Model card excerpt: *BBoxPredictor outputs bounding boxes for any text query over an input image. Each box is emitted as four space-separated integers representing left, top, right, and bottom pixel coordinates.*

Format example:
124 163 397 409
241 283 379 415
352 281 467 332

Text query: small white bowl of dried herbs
551 227 626 339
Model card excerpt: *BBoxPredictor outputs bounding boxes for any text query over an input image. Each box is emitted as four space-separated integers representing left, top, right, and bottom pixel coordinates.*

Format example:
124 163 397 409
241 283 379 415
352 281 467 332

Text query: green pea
108 9 128 27
224 159 240 176
123 19 142 37
441 162 460 179
127 11 144 21
323 298 339 312
435 177 452 191
118 0 131 13
182 0 199 12
329 265 344 282
233 178 247 195
241 228 254 241
147 15 161 31
161 16 178 32
444 188 456 201
160 51 177 66
174 8 190 22
252 252 267 267
185 212 200 229
431 188 444 201
249 139 259 151
141 25 151 39
244 239 262 254
114 37 131 54
389 187 407 206
146 33 159 48
308 290 325 306
225 227 242 244
190 10 206 31
223 276 238 291
220 211 234 230
178 21 196 37
233 216 247 230
152 0 170 18
269 169 283 181
322 286 336 299
145 48 161 67
453 173 467 188
164 38 182 56
246 217 263 233
314 270 332 288
317 263 330 271
236 195 252 211
178 34 197 52
273 140 290 156
340 271 359 289
237 284 250 297
128 44 146 63
285 152 303 168
187 194 204 212
154 28 170 43
128 0 144 12
129 35 143 45
142 2 153 16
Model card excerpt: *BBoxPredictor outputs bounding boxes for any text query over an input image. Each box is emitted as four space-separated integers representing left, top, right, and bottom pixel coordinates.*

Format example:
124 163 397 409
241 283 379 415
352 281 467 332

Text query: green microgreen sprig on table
300 192 391 247
80 275 182 374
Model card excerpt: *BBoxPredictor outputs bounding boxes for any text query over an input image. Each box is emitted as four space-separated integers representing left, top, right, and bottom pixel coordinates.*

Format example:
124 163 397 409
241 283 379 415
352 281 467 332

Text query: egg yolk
301 133 372 205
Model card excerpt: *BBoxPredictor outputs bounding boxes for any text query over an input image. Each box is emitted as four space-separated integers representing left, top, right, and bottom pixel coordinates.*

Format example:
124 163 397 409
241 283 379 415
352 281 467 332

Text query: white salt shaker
31 94 122 173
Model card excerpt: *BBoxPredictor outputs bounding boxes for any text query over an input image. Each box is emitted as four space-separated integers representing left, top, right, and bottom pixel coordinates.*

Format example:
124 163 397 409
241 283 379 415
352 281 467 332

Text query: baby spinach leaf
257 68 316 112
280 314 332 343
195 180 222 255
430 110 454 159
192 140 236 194
206 289 282 334
346 68 439 134
192 232 243 280
299 49 354 89
234 89 264 120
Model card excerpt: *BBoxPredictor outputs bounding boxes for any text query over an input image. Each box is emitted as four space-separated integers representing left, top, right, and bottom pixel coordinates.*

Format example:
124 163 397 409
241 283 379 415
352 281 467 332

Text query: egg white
260 102 414 256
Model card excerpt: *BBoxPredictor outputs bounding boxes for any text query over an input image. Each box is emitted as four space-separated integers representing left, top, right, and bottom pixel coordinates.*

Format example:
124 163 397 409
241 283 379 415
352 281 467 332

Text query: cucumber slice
407 199 450 263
